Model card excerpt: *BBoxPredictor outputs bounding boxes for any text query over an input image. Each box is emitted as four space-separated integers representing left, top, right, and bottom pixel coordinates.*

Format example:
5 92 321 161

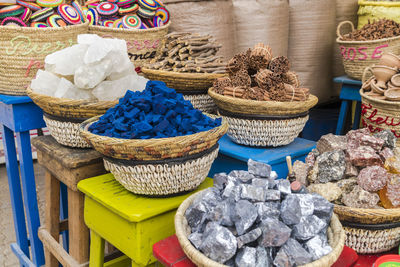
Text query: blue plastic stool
334 76 362 135
208 135 316 178
0 94 46 267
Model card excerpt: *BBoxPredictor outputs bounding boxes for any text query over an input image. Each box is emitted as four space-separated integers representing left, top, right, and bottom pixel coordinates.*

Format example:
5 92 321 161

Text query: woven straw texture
360 88 400 146
43 115 90 148
80 116 228 161
88 22 170 67
208 87 318 116
27 87 117 119
183 94 217 113
334 204 400 224
344 225 400 254
175 191 345 267
0 22 88 96
103 147 218 195
223 115 309 147
336 20 400 80
142 68 226 93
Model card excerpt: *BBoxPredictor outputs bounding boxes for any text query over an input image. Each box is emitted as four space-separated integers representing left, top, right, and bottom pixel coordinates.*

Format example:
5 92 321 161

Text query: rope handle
336 20 355 39
362 66 373 84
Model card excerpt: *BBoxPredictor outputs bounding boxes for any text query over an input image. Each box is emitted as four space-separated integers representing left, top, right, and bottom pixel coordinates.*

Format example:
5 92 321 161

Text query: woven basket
88 22 170 67
175 191 345 267
0 22 88 96
208 87 318 116
141 68 225 93
360 88 400 145
43 113 90 148
27 87 117 119
183 94 217 114
80 116 228 161
336 20 400 80
334 204 400 224
103 144 219 196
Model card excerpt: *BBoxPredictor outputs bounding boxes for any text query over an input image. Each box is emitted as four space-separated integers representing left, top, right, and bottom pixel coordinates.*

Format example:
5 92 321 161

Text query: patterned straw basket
334 204 400 253
336 21 400 80
175 191 346 267
88 22 170 67
27 87 116 148
79 116 228 195
360 88 400 145
208 87 318 147
183 93 217 114
0 22 89 96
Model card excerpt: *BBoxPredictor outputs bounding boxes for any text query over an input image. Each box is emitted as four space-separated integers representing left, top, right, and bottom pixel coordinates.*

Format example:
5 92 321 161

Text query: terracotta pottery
362 76 374 91
385 88 400 101
371 79 386 95
379 52 400 69
371 65 398 89
391 73 400 87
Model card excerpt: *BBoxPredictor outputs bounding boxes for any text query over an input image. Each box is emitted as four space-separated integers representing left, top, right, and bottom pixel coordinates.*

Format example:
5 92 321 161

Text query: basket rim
141 67 227 80
360 88 400 106
89 21 170 33
336 34 400 45
175 190 345 267
0 21 89 33
334 204 400 224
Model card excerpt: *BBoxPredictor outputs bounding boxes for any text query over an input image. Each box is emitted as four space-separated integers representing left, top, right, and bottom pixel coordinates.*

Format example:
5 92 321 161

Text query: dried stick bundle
269 56 290 75
242 87 270 101
226 51 248 74
282 71 300 88
255 69 278 88
231 69 252 87
249 43 272 70
213 77 232 94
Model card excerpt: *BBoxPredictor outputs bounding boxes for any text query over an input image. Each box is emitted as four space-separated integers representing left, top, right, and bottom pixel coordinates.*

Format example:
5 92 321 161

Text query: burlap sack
232 0 289 57
288 0 336 104
163 0 235 60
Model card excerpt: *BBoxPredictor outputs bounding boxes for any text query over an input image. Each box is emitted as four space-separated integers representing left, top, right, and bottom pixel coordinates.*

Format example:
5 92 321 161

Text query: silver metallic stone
259 217 291 247
240 184 266 202
235 246 256 267
248 159 272 178
233 200 258 235
293 215 327 241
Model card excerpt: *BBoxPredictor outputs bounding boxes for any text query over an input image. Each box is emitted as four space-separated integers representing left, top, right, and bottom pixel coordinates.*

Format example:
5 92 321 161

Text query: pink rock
387 174 400 207
316 134 346 154
305 152 316 167
342 185 380 208
359 134 385 151
347 146 382 167
380 147 395 161
346 128 371 149
357 165 388 192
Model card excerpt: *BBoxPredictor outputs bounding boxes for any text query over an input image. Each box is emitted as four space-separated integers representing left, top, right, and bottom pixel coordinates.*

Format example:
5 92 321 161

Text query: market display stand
77 174 213 267
209 135 316 178
32 135 107 266
333 76 362 135
0 94 46 266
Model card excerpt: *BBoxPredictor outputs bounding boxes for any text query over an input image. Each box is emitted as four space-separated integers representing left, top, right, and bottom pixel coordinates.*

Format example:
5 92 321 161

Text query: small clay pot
379 52 400 68
391 73 400 87
385 88 400 101
371 79 386 95
371 65 397 89
362 76 374 91
387 81 398 90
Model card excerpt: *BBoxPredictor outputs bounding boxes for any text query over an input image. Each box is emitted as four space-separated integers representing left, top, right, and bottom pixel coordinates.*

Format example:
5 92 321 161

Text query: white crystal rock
92 74 148 101
45 44 88 76
54 78 94 100
74 58 113 89
80 34 128 64
30 70 60 96
108 60 136 81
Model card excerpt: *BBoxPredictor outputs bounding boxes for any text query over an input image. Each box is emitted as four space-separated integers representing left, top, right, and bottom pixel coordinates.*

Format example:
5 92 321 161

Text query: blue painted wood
2 125 30 266
339 84 362 102
0 95 32 105
16 131 45 266
353 101 362 130
0 101 45 132
336 100 349 135
60 182 69 252
209 136 316 178
333 75 362 86
10 243 36 267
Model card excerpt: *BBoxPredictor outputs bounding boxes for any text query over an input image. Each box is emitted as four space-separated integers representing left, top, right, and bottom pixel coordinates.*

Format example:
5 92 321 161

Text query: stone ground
0 162 46 267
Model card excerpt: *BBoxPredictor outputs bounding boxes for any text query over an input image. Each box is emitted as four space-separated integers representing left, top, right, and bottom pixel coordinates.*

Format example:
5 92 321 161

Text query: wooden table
32 135 107 266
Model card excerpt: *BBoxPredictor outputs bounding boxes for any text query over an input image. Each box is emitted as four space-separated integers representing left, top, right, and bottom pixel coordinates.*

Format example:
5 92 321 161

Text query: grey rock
336 178 358 194
280 194 302 225
235 247 256 267
282 238 313 265
297 193 314 217
223 180 242 202
255 202 280 221
213 172 228 190
293 215 327 241
225 259 235 267
237 228 262 248
276 179 291 195
202 187 223 207
265 189 281 201
188 232 203 249
255 247 272 267
233 200 258 235
248 159 271 178
270 171 278 180
228 170 255 184
316 150 346 183
375 129 396 149
312 193 334 222
252 178 269 188
273 247 294 267
207 199 235 227
185 200 208 233
305 233 333 261
259 217 291 247
240 184 266 202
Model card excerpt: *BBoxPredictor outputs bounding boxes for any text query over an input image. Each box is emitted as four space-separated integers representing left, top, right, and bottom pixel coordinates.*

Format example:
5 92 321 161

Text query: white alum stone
30 70 60 96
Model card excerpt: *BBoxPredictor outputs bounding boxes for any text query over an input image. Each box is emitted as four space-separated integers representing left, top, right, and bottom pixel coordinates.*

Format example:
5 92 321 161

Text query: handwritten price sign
340 44 388 61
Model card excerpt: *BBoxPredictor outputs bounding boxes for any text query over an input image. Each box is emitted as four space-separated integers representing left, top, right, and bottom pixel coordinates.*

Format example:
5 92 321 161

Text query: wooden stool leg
45 172 60 267
68 188 89 263
335 100 349 135
90 230 105 267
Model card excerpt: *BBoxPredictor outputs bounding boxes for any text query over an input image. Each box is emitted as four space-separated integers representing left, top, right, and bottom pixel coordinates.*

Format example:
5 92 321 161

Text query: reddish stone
346 146 382 167
357 165 388 192
380 147 395 161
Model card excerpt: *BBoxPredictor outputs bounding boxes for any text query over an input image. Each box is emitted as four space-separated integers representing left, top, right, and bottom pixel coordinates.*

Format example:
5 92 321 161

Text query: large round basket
336 21 400 80
360 88 400 145
208 87 318 147
0 22 88 96
88 22 170 67
27 87 116 148
175 191 346 267
334 204 400 253
79 117 228 195
183 93 217 114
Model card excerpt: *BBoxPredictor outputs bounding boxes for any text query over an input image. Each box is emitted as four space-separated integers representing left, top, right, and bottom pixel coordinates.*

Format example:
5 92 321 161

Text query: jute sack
163 0 234 60
0 22 88 95
232 0 289 56
288 0 336 104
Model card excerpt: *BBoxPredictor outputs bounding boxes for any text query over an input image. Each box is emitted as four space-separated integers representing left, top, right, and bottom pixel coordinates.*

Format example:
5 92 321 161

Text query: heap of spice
340 19 400 41
146 32 225 73
213 43 310 102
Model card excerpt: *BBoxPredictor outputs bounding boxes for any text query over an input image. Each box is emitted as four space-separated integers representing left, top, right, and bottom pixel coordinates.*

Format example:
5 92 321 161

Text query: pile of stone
291 129 400 209
185 159 334 266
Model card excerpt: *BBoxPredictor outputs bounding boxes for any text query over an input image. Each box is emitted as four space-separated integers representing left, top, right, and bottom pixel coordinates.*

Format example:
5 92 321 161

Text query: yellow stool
77 174 213 267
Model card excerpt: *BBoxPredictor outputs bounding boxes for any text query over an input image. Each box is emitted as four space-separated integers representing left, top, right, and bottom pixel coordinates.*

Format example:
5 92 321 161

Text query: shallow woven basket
183 94 217 113
360 88 400 145
43 113 90 148
175 191 345 267
334 204 400 224
336 21 400 80
88 22 170 67
141 68 225 93
80 116 228 161
0 22 88 96
103 144 219 195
